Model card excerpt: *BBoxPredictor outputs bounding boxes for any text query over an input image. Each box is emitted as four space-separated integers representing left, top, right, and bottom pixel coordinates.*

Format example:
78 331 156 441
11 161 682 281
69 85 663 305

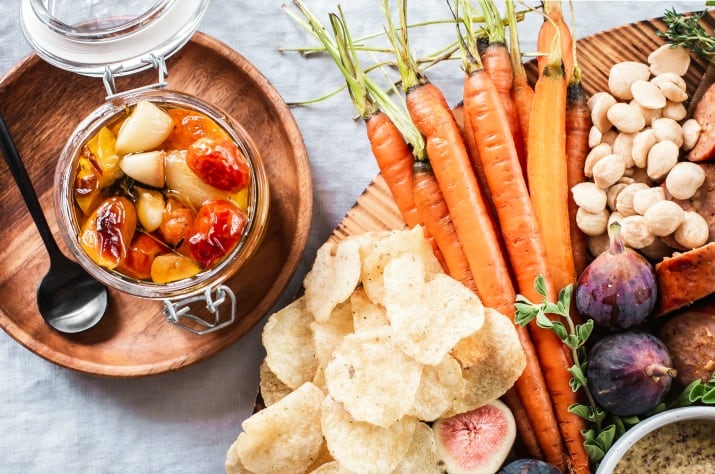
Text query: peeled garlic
119 150 165 188
115 101 174 154
136 188 165 232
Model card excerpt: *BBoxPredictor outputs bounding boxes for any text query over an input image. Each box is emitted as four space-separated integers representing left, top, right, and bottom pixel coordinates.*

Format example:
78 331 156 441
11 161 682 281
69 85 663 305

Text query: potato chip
259 359 292 407
361 226 442 304
262 296 317 389
408 354 466 422
383 256 485 366
225 439 252 474
324 326 422 427
321 396 417 474
311 300 354 391
350 287 389 333
235 382 325 474
392 421 443 474
304 238 362 322
308 461 342 473
448 309 526 416
305 441 336 473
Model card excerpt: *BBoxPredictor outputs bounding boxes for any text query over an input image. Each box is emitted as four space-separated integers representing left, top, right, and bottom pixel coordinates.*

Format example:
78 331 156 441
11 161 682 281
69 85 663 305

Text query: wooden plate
0 32 312 377
331 12 712 241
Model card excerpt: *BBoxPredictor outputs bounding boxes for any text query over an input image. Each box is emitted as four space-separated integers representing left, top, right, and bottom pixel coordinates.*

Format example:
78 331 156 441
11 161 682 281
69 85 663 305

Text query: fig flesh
498 458 562 474
433 399 516 474
586 331 676 416
575 222 657 330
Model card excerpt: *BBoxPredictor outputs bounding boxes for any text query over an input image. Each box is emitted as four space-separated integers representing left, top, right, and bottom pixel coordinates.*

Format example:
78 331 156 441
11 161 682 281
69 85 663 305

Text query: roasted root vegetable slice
86 126 123 188
115 100 173 154
150 253 201 283
79 196 137 270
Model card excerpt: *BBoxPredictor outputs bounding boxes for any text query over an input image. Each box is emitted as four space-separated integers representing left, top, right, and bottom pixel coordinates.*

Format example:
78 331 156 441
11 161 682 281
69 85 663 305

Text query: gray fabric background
0 1 705 472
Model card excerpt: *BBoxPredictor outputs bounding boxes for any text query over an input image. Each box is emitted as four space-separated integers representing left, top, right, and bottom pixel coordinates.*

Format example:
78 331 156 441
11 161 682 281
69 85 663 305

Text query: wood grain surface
0 32 312 377
331 12 713 244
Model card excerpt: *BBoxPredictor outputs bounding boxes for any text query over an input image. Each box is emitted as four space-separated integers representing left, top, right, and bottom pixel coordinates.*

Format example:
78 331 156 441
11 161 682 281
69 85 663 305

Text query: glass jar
21 0 271 334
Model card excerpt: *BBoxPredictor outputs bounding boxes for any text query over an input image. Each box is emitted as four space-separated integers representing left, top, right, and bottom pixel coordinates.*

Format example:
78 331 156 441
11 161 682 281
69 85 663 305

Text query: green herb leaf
576 320 594 346
534 274 547 297
568 365 587 391
702 386 715 404
584 440 606 463
551 321 568 340
569 403 592 420
535 308 554 329
596 424 616 450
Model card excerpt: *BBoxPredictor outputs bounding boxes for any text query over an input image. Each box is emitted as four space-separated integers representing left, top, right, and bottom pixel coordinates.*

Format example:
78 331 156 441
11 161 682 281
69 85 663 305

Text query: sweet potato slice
655 242 715 315
688 81 715 162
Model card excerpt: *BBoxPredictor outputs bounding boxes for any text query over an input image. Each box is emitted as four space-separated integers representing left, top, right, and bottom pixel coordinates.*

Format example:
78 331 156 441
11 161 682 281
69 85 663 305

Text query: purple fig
586 331 676 416
575 222 657 330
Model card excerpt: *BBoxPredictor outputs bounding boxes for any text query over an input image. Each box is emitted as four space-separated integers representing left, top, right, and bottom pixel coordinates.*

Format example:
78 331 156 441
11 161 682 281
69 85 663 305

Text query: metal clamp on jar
20 0 270 335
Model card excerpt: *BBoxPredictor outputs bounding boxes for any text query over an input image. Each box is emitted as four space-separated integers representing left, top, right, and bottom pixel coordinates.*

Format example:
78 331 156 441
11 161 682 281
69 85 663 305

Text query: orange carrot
412 160 476 293
566 69 591 276
479 0 526 173
527 46 590 474
365 112 420 228
536 1 574 81
502 388 544 460
384 0 514 313
506 0 534 159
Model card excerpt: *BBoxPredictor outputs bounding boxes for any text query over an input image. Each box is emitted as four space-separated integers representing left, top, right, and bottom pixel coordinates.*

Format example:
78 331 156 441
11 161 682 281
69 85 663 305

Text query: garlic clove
120 150 165 188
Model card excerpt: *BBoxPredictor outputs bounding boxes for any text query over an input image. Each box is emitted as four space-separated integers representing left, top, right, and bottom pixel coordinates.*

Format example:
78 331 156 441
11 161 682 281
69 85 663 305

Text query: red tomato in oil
116 233 168 280
188 200 248 268
186 137 250 193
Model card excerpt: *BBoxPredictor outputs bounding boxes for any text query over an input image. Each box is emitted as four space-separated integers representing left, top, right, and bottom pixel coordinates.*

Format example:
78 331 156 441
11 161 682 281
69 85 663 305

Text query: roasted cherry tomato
116 233 168 280
162 109 230 150
186 137 250 193
188 199 248 268
79 196 137 270
158 197 194 248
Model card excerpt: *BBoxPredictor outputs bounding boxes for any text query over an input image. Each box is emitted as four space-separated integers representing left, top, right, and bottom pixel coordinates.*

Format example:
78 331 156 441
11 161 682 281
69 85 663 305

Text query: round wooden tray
0 32 312 377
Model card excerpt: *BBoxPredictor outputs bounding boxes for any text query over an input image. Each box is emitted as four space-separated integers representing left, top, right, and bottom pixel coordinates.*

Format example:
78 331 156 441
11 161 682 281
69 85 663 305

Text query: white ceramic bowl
596 406 715 473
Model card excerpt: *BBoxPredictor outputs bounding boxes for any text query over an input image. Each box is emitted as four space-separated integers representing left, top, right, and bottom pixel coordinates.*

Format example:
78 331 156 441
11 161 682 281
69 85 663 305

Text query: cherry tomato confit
73 100 252 284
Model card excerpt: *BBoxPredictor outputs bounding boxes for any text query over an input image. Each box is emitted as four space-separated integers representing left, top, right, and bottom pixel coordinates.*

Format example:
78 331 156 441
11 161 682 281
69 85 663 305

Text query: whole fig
499 458 562 473
575 222 657 330
586 331 676 416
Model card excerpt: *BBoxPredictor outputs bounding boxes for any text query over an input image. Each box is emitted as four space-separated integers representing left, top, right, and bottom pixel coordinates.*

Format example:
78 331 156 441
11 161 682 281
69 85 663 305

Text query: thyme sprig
657 7 715 60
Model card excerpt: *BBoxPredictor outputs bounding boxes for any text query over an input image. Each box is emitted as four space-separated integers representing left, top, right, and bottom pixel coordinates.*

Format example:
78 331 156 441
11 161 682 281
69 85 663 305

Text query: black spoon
0 113 108 333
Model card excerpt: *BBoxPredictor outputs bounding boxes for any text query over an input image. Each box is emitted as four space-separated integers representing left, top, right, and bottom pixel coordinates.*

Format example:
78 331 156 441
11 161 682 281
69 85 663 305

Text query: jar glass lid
20 0 212 77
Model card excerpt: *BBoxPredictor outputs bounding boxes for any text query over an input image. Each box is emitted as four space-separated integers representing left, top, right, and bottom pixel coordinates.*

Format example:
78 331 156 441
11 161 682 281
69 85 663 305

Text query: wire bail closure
103 53 169 100
162 285 237 335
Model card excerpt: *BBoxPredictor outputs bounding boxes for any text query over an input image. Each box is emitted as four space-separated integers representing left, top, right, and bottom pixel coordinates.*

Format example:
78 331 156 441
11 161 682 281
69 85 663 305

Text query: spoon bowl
0 113 108 333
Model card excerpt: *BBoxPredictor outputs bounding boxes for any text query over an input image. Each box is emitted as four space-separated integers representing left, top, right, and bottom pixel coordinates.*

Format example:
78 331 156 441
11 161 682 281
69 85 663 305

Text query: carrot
451 4 567 468
478 0 526 173
412 160 477 293
365 112 420 228
536 1 574 81
383 0 514 313
527 41 590 474
501 388 544 460
565 67 591 276
506 0 534 159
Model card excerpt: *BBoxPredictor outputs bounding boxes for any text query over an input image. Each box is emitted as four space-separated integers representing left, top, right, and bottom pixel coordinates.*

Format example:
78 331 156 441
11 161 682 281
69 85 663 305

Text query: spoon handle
0 113 64 260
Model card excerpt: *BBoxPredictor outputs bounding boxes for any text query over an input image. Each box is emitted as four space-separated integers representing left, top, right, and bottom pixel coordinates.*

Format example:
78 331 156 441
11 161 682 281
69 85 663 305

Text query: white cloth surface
0 1 705 473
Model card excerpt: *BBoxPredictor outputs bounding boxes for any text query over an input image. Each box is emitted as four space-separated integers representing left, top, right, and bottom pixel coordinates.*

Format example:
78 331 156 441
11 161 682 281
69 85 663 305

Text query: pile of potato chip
225 227 526 474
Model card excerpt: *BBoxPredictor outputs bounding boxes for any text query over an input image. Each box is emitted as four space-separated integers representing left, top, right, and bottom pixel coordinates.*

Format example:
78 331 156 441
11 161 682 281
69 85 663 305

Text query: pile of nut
575 43 709 260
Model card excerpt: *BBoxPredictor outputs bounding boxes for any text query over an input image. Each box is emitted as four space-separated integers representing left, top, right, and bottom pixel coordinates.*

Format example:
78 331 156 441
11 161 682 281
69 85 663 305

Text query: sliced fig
433 399 516 474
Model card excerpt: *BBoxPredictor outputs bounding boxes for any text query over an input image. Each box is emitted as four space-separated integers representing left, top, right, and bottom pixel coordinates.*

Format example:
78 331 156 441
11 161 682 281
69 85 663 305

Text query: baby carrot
566 67 591 276
527 45 590 474
536 0 574 81
412 160 476 293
